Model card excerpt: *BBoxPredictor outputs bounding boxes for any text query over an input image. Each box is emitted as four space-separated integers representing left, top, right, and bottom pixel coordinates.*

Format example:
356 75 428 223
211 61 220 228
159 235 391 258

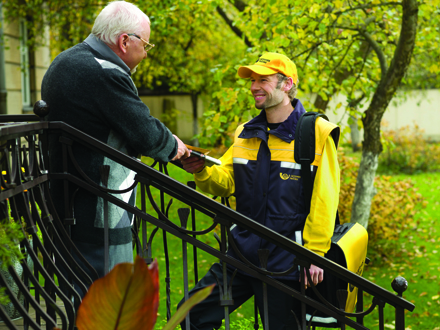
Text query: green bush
0 219 24 269
379 124 440 174
338 150 427 264
0 218 24 305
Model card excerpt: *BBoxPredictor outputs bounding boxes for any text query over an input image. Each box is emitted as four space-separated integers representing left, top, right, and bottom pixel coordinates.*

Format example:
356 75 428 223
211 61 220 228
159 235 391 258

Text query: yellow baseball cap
238 52 298 85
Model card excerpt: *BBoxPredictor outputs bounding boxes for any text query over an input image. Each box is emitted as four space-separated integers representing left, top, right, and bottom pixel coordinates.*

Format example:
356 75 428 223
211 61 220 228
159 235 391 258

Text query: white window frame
19 19 31 108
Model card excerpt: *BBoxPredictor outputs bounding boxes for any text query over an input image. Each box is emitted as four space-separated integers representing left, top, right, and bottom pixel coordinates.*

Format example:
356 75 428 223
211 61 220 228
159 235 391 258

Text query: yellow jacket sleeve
303 136 340 256
193 145 235 197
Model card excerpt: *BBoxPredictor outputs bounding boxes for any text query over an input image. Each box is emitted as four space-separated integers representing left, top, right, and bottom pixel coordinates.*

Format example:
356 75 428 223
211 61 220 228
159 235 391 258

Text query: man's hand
172 135 191 161
181 154 205 174
301 264 324 289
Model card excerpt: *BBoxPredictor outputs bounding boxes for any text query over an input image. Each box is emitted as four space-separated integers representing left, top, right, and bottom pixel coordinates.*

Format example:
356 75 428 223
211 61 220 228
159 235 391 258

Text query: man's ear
117 34 129 54
284 77 294 92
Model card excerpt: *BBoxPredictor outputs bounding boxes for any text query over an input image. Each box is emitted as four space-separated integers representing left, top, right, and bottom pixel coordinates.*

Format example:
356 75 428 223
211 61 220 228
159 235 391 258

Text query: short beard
255 88 284 110
255 103 265 110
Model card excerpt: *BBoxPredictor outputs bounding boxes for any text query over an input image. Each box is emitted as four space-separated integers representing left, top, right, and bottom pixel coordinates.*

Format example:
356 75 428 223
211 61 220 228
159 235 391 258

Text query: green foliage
162 284 215 330
3 0 437 234
3 0 247 96
379 124 440 174
0 219 24 269
218 317 262 329
403 2 440 89
5 0 438 148
338 150 427 262
2 0 98 54
195 0 437 146
362 172 440 329
0 217 24 305
134 0 246 95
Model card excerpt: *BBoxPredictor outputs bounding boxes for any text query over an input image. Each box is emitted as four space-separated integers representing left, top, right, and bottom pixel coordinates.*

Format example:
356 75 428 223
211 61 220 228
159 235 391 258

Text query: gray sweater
42 34 176 276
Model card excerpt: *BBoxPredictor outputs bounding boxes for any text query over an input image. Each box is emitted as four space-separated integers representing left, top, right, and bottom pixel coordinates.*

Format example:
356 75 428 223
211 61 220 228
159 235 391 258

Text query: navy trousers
178 263 301 330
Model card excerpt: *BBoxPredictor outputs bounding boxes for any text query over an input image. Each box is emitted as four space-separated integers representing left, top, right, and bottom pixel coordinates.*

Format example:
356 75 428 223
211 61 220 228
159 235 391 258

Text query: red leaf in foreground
76 256 159 330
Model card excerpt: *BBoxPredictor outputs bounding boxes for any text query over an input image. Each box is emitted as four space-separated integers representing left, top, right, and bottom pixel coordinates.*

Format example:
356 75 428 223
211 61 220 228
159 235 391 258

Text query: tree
3 0 438 228
402 3 440 90
2 0 247 145
210 0 427 228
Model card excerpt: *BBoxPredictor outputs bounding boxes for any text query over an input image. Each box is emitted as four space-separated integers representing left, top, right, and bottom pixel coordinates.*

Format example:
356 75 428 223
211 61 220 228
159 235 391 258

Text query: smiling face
250 72 287 110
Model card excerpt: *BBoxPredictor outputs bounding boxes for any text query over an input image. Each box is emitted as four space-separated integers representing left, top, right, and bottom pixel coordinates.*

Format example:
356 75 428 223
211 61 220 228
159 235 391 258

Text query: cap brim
238 65 279 78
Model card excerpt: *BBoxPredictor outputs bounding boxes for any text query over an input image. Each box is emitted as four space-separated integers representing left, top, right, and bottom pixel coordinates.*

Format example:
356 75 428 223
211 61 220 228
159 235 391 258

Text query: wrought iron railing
0 103 415 330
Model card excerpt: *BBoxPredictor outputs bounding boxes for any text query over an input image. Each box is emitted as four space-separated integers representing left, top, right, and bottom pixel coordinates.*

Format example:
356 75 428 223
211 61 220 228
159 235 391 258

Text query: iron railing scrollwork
0 109 415 330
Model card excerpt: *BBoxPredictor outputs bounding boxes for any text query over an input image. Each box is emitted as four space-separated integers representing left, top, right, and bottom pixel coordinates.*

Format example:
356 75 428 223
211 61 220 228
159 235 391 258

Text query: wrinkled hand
301 264 324 289
181 154 205 174
171 135 191 161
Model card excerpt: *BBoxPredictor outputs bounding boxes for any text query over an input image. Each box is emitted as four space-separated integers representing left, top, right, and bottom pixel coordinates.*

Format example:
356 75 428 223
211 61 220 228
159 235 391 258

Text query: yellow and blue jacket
194 99 340 280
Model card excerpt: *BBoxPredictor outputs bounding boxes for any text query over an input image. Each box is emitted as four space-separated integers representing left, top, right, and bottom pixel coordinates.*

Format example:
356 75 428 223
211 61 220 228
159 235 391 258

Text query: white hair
91 1 150 45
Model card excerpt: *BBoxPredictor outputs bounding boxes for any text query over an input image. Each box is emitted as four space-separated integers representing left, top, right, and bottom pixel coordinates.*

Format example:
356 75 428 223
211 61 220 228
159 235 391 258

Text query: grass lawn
360 172 440 330
139 159 440 330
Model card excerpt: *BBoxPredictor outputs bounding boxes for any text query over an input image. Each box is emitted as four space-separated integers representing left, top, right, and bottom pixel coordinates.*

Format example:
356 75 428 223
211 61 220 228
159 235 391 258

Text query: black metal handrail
0 114 415 330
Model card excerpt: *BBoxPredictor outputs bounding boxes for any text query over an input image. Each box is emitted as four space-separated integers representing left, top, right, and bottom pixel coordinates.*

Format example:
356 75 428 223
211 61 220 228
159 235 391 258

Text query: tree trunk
191 93 199 147
350 151 378 228
350 0 419 227
348 96 365 153
349 115 361 152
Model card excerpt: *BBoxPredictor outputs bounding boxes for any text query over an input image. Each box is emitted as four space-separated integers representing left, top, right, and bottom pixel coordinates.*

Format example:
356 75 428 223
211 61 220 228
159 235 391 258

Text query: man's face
250 72 285 110
125 19 151 71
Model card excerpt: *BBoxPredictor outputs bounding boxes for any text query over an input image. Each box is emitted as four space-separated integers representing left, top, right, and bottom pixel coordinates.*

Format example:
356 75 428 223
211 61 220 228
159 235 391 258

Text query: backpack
294 111 369 328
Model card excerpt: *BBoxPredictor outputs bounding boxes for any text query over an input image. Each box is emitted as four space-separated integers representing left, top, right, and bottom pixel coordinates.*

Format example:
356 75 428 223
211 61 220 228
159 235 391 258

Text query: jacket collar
241 99 306 143
83 34 131 76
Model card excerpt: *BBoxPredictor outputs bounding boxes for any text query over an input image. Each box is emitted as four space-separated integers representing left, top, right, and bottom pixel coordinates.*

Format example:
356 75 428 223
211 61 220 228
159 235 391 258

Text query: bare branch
230 0 246 12
334 24 388 80
335 2 402 15
362 0 419 152
348 93 366 108
292 36 357 60
184 37 193 52
216 6 253 48
359 30 388 82
327 39 357 79
350 44 372 98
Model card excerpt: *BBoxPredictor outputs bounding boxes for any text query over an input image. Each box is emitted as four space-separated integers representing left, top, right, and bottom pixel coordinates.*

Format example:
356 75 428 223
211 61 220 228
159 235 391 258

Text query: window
19 19 31 109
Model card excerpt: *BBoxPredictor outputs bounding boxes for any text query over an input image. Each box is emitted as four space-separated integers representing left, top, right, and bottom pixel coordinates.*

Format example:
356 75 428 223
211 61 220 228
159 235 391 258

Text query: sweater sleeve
97 70 177 162
303 136 340 256
193 144 235 197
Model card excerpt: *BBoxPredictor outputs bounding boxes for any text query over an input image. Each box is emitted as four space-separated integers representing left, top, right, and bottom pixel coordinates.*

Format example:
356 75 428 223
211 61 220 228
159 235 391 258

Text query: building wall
0 10 51 115
2 19 22 114
32 35 51 108
303 89 440 142
382 90 440 141
139 95 205 143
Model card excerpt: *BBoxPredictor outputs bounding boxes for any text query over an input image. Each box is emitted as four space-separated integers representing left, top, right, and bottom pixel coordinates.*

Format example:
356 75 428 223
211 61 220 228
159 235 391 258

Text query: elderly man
42 0 189 288
179 52 340 329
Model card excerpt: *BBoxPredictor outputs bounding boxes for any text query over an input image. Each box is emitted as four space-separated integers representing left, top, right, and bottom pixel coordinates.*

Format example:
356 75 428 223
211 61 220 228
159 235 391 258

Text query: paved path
0 298 67 330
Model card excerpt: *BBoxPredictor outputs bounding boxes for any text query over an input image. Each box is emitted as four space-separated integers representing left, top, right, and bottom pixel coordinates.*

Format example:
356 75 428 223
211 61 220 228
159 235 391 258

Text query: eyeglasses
127 33 155 51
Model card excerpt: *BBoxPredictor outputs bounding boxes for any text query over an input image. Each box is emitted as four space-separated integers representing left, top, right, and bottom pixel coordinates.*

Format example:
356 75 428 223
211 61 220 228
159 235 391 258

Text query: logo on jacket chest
280 173 300 181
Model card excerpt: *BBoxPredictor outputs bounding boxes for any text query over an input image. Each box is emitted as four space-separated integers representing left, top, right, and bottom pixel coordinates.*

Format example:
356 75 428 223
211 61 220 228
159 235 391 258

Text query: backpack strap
294 112 329 213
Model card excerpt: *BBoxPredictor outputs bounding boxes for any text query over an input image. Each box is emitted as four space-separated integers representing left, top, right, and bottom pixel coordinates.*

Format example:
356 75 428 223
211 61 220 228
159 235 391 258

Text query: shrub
0 218 24 305
379 124 440 174
338 149 427 264
208 145 426 264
